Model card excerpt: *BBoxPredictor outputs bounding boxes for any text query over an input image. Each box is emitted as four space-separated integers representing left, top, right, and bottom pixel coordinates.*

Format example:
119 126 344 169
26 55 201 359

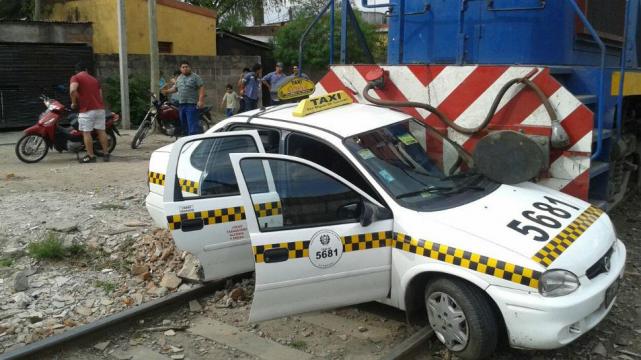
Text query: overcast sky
264 0 386 24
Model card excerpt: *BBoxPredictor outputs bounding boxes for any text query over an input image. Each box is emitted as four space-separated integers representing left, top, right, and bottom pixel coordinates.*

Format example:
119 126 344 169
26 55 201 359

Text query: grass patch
28 232 65 260
95 280 117 293
290 340 307 350
28 232 92 262
0 258 13 267
67 243 87 256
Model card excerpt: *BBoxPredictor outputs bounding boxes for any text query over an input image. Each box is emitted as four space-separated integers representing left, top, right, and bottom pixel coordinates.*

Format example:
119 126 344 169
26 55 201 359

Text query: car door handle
180 218 204 232
264 248 289 263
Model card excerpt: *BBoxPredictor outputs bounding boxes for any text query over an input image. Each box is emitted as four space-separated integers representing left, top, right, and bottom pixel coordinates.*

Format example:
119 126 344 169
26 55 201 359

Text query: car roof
235 103 411 138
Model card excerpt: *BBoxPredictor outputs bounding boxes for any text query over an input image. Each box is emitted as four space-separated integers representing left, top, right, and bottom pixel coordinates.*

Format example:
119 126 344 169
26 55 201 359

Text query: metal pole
346 1 374 63
149 0 160 101
117 0 131 129
616 0 632 141
33 0 42 20
329 0 335 65
340 0 348 64
298 1 333 76
567 0 606 160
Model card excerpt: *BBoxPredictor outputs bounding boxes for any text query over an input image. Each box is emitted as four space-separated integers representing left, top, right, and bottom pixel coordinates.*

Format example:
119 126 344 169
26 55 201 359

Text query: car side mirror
337 202 360 220
359 198 392 227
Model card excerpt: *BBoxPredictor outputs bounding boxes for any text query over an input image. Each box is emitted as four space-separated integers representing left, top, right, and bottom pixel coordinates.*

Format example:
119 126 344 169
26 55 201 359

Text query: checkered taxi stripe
531 206 604 267
342 231 393 252
147 172 199 194
178 178 199 194
252 231 393 263
148 171 165 186
253 241 310 264
253 201 282 218
252 231 541 288
392 233 541 289
166 206 246 230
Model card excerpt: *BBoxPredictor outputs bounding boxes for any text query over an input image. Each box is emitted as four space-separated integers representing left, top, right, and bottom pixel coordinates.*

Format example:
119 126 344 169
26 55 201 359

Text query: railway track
1 281 223 360
1 275 433 360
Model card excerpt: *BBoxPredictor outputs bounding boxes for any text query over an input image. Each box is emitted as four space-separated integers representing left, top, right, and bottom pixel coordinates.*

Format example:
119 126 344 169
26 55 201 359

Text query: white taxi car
146 91 625 359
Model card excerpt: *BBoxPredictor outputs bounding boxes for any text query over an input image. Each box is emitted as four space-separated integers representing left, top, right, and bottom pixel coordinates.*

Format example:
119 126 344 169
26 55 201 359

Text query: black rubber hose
363 75 557 135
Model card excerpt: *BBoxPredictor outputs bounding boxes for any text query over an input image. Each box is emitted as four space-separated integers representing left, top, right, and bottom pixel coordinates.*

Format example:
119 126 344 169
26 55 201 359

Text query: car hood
394 182 615 276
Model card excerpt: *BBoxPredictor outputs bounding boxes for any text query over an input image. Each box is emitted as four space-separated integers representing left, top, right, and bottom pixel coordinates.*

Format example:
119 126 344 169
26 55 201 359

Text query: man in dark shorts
69 63 110 163
162 60 206 135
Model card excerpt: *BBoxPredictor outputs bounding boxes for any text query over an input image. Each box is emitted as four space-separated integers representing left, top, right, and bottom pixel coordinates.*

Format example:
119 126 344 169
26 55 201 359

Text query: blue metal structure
362 0 641 208
298 0 641 208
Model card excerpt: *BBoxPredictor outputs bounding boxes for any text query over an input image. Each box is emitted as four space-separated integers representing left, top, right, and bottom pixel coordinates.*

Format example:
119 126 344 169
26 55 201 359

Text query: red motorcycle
130 92 213 149
15 95 120 163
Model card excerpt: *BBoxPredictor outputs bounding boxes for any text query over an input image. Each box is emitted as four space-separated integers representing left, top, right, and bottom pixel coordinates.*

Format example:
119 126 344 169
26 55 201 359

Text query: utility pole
117 0 131 129
148 0 160 101
33 0 41 20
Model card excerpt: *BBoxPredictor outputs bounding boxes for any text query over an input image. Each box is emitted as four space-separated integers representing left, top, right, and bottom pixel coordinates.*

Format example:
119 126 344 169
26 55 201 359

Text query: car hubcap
426 291 469 352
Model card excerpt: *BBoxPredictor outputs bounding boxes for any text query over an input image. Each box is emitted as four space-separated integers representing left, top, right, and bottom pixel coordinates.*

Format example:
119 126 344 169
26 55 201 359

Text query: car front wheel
425 278 498 360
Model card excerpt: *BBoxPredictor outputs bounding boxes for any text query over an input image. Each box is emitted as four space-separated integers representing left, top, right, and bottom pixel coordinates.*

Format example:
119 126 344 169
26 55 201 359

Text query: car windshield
344 119 499 211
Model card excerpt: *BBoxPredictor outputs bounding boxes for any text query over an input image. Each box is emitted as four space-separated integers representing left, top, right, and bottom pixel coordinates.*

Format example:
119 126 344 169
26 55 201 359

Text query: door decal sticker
308 230 343 269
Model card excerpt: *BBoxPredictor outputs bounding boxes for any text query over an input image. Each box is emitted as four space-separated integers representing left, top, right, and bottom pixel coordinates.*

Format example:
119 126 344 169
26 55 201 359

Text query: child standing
221 84 239 117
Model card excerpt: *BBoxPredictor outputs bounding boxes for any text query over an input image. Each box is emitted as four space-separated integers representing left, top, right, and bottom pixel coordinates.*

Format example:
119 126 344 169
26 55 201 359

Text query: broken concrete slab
189 317 312 360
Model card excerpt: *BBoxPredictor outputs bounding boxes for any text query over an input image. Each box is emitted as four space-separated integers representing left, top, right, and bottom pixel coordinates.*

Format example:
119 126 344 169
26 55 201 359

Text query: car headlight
539 269 580 297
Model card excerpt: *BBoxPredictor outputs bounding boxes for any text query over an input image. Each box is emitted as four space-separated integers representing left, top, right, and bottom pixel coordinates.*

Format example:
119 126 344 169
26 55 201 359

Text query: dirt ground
0 130 640 359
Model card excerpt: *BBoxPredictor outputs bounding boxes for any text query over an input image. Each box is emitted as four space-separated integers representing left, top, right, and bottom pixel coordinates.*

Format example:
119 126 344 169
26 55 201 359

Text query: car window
286 133 381 202
240 158 362 230
229 125 280 154
344 119 498 211
175 135 267 200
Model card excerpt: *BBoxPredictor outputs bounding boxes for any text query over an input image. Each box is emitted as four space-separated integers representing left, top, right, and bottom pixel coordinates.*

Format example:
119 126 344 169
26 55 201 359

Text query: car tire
425 278 498 360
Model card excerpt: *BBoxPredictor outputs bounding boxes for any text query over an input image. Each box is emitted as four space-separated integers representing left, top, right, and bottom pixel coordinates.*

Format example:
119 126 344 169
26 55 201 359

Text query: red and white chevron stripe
314 65 593 200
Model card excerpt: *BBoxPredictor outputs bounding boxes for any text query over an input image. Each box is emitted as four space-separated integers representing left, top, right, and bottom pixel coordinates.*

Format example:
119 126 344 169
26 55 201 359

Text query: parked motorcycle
130 92 213 149
15 95 121 163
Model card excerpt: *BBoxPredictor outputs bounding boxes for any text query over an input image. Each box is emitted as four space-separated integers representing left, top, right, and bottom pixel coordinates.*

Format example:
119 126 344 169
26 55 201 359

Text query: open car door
230 153 394 322
163 131 282 281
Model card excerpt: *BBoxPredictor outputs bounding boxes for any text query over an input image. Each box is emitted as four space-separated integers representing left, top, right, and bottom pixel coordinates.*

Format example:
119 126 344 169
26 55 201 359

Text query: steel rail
380 327 433 360
0 278 234 360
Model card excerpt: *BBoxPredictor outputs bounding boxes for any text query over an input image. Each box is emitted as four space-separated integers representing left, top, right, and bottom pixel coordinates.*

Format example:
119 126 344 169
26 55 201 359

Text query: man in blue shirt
262 62 287 106
240 63 262 112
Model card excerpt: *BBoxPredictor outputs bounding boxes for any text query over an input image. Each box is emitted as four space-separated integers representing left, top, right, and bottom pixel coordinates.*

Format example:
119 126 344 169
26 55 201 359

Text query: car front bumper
487 239 626 350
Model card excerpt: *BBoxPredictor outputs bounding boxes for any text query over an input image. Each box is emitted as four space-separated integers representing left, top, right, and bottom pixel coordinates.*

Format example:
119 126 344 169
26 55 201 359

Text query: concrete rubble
0 188 203 354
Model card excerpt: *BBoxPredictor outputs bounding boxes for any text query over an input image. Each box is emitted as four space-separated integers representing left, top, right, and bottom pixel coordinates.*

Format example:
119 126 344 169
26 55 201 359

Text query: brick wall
95 54 261 110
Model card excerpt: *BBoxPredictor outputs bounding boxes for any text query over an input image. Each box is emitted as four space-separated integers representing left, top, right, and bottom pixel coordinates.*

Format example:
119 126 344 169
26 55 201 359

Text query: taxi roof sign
276 76 315 100
292 90 353 117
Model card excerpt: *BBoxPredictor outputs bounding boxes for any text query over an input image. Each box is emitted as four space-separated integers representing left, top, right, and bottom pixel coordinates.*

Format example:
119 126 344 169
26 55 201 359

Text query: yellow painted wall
49 0 216 56
50 0 118 54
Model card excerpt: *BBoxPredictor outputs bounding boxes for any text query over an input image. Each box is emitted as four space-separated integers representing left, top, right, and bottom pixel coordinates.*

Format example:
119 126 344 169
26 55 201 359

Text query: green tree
186 0 282 30
0 0 32 20
0 0 53 20
273 8 386 74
